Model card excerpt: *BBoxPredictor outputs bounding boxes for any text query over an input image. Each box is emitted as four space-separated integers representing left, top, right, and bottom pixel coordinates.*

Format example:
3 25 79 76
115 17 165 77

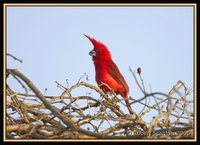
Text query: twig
7 53 23 63
129 67 146 95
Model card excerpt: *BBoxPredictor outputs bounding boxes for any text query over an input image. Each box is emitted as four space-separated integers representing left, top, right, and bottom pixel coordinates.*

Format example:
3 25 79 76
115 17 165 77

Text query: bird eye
96 49 102 54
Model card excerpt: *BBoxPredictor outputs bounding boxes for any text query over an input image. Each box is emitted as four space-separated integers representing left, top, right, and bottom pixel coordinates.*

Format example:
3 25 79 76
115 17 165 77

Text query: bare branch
6 68 194 139
7 53 23 63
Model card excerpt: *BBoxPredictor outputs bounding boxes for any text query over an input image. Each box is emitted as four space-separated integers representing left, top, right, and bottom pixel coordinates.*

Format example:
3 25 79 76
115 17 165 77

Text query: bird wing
108 60 129 96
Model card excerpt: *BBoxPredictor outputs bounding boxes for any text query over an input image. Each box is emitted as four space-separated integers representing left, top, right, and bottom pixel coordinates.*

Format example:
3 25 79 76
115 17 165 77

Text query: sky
6 5 194 123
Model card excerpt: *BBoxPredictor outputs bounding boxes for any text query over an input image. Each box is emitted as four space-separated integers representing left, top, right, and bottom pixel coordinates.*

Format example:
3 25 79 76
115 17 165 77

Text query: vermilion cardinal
84 34 134 114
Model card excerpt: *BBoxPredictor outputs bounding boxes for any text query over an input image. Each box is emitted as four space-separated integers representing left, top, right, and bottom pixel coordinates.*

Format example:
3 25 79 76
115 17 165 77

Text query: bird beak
89 50 96 57
84 34 98 57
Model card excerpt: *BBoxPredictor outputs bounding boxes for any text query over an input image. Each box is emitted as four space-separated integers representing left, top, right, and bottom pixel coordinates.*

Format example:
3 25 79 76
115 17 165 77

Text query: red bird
84 34 134 114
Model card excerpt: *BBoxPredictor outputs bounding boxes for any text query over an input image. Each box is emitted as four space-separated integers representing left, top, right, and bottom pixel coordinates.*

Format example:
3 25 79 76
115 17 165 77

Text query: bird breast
94 63 124 94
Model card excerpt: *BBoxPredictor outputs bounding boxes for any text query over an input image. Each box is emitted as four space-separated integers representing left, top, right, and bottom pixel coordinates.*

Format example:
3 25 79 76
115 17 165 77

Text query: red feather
108 60 129 98
84 34 134 114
